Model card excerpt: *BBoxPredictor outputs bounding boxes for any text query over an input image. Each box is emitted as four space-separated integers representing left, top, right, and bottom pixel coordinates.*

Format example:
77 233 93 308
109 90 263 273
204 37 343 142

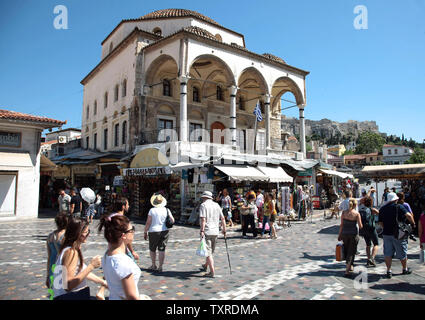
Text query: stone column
265 94 271 149
230 86 238 148
179 76 189 142
299 107 306 157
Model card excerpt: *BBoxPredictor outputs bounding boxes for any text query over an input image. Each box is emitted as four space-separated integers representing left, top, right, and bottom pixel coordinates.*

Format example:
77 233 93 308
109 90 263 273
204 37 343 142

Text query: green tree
406 147 425 164
343 150 355 156
355 131 385 154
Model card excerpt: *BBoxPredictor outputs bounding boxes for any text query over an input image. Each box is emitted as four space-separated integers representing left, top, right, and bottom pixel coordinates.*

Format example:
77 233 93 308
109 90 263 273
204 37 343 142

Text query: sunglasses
124 226 135 234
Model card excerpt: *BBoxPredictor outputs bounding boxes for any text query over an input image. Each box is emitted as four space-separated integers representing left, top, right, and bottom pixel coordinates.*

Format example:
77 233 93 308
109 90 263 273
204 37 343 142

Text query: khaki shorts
205 235 218 256
148 230 169 252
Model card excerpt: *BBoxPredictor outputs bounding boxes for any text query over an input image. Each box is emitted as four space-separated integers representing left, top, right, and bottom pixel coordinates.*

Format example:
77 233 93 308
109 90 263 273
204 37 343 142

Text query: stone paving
0 210 424 300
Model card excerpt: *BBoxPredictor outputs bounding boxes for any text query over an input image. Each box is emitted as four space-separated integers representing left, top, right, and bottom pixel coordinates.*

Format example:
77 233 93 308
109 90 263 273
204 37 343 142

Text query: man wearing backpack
359 196 380 267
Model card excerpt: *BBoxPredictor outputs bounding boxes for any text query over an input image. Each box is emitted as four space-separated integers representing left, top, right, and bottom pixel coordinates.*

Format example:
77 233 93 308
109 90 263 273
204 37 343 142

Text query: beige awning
215 165 269 183
40 155 57 171
0 152 33 168
257 165 293 183
361 164 425 180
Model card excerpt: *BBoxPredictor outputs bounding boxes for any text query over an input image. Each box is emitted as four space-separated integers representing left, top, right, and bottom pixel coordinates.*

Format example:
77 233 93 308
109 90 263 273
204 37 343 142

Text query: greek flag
253 100 263 122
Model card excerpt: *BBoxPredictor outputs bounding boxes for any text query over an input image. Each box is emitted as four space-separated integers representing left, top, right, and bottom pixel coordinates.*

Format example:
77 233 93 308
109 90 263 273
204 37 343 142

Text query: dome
140 9 221 26
262 53 286 64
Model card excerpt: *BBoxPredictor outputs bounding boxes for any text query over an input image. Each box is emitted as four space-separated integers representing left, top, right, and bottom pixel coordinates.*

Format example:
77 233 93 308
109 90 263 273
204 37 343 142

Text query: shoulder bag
394 205 412 241
165 208 174 229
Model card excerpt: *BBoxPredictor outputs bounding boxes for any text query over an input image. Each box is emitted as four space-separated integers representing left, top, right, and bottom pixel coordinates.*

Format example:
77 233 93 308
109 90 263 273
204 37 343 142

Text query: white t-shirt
199 199 224 236
102 253 141 300
148 207 169 232
256 194 264 208
339 199 350 212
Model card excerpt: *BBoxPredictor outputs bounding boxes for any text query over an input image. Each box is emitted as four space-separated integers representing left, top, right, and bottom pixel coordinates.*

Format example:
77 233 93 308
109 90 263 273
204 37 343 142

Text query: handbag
394 205 412 241
335 241 345 262
165 208 174 229
196 236 209 257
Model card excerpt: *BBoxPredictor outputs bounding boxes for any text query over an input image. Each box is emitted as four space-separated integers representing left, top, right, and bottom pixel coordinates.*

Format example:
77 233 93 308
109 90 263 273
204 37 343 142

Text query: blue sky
1 0 424 141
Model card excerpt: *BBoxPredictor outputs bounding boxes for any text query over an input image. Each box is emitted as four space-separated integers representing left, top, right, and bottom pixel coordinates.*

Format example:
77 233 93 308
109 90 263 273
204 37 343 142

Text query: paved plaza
0 210 424 300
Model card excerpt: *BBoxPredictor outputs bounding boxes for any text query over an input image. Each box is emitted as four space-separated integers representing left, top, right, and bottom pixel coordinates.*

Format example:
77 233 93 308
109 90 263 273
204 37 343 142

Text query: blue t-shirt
378 203 408 236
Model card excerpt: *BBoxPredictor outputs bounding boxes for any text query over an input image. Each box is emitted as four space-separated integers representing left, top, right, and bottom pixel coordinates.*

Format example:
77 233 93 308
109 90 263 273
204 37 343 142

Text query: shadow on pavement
317 225 340 235
142 269 206 280
38 208 58 219
369 282 425 295
302 252 335 261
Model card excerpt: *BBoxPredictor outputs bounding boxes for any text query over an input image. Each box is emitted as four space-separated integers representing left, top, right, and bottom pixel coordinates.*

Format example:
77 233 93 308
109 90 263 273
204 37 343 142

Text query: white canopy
257 165 293 183
215 165 269 182
169 162 205 171
320 169 354 179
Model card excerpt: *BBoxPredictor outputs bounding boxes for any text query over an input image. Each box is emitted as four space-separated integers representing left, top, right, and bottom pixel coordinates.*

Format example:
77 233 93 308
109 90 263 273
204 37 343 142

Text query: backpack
359 206 374 233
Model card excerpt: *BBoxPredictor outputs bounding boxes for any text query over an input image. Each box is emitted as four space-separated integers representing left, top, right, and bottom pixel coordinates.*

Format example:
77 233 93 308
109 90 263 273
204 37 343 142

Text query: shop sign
53 165 70 178
0 132 21 147
73 165 97 175
123 167 171 176
113 175 124 186
298 168 313 177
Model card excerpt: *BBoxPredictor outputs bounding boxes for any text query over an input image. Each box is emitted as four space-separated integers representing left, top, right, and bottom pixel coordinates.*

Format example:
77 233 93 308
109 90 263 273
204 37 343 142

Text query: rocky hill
281 117 380 141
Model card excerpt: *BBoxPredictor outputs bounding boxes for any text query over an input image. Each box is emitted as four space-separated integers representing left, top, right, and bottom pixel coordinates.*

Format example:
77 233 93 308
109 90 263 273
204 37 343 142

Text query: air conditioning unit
295 152 304 161
58 136 67 144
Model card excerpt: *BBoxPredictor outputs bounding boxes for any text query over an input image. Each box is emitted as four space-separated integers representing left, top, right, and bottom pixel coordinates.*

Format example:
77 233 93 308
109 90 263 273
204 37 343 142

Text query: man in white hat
378 192 416 279
199 191 226 278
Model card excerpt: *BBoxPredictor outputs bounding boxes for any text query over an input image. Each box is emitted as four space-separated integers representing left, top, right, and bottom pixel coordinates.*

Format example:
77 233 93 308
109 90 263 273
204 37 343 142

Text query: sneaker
386 271 392 279
402 268 412 275
369 259 376 267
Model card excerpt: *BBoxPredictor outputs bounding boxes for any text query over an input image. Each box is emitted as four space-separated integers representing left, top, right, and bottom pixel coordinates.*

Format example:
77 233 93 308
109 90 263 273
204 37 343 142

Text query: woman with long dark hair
99 214 150 300
52 218 106 300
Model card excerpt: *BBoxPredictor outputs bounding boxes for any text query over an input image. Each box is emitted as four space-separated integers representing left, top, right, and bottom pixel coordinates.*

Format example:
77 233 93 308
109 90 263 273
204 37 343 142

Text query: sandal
156 266 163 273
148 265 158 271
203 272 215 278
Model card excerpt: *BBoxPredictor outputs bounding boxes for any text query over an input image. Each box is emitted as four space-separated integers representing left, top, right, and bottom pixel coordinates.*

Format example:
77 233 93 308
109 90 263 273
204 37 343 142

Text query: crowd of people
337 182 425 279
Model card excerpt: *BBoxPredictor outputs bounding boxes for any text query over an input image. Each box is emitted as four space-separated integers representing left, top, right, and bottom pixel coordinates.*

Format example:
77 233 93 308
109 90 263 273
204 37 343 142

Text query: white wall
83 38 137 152
0 123 42 220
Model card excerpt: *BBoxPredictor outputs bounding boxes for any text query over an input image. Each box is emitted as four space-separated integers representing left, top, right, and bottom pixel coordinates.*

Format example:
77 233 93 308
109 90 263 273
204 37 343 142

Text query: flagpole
253 116 257 154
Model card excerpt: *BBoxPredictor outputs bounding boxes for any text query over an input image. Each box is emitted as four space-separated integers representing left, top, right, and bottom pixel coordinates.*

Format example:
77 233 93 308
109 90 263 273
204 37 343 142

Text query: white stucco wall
83 39 137 152
0 123 42 220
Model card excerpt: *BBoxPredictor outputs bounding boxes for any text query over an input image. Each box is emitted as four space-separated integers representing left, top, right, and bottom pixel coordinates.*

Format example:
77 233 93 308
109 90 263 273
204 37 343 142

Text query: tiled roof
262 53 286 64
183 26 218 41
0 109 66 126
140 9 221 26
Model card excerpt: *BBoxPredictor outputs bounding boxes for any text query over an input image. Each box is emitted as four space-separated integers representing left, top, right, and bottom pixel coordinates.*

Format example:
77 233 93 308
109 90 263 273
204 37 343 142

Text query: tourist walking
256 190 265 224
144 194 174 273
69 189 82 218
378 192 416 278
46 213 69 290
199 191 226 278
216 189 233 227
107 197 139 262
261 193 273 238
359 196 379 267
268 193 278 239
99 214 150 300
240 193 258 238
337 198 363 278
419 200 425 263
52 219 107 300
58 189 71 214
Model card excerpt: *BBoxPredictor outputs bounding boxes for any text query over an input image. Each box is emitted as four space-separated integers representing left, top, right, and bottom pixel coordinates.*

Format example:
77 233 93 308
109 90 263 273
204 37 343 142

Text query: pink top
420 213 425 243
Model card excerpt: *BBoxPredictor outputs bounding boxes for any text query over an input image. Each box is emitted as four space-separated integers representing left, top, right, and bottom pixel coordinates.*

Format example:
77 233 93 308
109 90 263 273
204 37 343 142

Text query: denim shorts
383 235 408 260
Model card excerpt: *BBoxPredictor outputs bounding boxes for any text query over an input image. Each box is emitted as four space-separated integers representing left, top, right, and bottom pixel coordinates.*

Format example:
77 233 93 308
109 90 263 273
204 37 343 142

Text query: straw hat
150 194 167 208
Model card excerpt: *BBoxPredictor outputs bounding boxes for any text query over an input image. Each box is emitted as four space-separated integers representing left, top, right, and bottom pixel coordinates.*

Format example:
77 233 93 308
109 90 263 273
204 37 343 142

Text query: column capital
229 85 238 96
263 94 271 103
178 75 190 84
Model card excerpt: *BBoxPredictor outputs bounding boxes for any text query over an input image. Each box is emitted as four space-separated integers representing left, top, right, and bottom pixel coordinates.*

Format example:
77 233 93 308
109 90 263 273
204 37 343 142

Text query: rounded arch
157 104 175 115
189 109 203 120
188 54 236 86
145 54 179 85
271 76 305 113
236 67 269 95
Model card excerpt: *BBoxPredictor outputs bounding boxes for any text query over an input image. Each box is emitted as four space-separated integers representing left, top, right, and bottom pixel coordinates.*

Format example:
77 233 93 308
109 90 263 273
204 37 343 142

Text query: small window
163 79 171 97
122 121 127 145
114 123 119 147
153 27 162 36
193 87 200 102
122 79 127 97
94 133 97 150
114 84 119 101
94 100 97 115
104 128 108 150
86 136 89 149
216 86 223 101
394 149 398 154
239 96 245 110
86 105 89 119
388 149 392 155
109 42 113 54
104 92 108 108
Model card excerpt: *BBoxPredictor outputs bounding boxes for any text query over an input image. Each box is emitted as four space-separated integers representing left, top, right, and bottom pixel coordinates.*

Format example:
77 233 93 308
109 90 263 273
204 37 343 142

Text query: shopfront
73 164 97 189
